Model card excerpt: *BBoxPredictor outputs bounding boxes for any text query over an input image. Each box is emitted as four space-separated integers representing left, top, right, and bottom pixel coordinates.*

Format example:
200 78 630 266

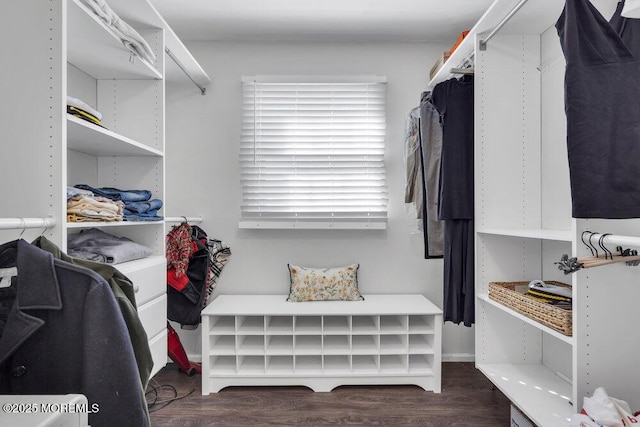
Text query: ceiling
149 0 495 43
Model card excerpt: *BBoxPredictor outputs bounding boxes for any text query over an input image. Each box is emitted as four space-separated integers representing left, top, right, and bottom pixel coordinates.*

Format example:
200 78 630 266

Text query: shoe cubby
266 316 293 335
351 315 378 333
236 316 264 334
266 335 294 355
209 356 237 375
408 315 435 334
208 316 235 334
237 355 265 375
352 355 379 373
323 316 350 334
379 315 408 334
351 335 378 354
237 335 265 355
380 354 408 374
295 355 323 374
210 335 236 355
295 335 322 354
324 355 351 374
323 335 351 355
202 295 442 393
408 334 434 354
294 316 322 334
266 355 294 374
380 334 408 354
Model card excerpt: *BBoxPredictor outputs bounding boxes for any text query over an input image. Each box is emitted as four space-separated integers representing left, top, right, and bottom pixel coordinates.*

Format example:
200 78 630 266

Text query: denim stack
74 184 163 221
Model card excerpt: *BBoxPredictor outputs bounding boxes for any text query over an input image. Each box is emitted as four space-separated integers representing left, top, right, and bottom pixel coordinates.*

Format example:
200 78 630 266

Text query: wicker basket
488 281 572 336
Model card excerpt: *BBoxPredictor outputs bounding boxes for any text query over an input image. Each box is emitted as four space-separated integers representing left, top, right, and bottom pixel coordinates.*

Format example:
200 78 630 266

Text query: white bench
200 294 442 394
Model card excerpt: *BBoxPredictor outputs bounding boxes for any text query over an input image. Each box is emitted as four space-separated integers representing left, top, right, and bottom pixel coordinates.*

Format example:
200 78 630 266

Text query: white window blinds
240 76 388 229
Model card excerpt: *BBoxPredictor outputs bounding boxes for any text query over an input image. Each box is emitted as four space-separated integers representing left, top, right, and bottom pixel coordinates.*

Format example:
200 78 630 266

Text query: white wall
165 40 475 360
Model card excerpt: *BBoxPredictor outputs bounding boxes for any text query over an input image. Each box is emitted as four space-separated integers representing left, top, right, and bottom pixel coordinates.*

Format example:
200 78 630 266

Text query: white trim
241 75 387 84
442 353 475 363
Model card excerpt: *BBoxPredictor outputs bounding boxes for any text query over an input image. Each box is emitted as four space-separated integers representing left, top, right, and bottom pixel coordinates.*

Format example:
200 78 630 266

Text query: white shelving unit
1 0 209 380
432 0 640 425
201 295 442 394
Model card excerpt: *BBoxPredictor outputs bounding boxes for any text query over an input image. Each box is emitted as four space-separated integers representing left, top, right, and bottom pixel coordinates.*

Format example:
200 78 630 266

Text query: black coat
0 239 149 427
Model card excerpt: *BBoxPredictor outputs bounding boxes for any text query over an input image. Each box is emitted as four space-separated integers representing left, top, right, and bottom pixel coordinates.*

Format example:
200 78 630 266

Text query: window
240 75 388 229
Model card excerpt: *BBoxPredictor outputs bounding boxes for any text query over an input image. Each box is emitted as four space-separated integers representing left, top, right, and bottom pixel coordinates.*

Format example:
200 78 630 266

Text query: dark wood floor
147 362 511 426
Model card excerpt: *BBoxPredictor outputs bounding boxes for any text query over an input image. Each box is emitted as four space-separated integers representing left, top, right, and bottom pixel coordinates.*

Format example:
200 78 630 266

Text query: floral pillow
287 264 363 302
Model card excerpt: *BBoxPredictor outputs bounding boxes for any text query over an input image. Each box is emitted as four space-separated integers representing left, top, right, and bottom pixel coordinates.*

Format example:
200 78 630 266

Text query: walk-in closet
1 0 639 426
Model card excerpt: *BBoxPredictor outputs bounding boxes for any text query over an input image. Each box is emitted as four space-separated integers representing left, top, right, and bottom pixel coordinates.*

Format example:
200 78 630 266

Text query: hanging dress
556 0 640 218
431 76 475 327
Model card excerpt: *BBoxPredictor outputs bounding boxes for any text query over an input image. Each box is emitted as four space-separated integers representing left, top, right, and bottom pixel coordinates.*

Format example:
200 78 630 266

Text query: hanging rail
583 232 640 249
478 0 529 51
164 216 203 224
0 217 56 231
165 47 207 95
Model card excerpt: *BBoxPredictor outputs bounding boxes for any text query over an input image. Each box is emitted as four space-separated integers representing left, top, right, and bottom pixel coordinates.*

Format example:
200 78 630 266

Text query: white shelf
67 115 163 157
66 220 163 228
478 228 573 242
107 0 211 87
478 294 574 345
477 363 573 427
67 0 161 80
428 0 564 87
202 295 442 393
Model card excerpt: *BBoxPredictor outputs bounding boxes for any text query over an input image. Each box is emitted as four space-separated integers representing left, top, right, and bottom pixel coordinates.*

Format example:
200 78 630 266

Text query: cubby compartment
380 334 407 354
294 316 322 334
209 335 236 355
379 315 407 334
295 355 323 374
352 355 379 374
237 316 265 334
208 316 235 335
351 335 378 354
380 354 407 374
237 335 265 355
266 335 294 355
351 315 378 333
324 355 351 374
295 335 322 354
237 355 265 375
266 316 293 334
323 316 350 334
209 356 237 375
266 356 294 374
408 315 434 334
408 335 434 354
323 335 350 354
409 354 434 374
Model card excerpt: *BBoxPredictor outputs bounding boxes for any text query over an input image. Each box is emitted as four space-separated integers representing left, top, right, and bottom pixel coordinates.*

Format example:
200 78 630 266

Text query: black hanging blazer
0 239 149 427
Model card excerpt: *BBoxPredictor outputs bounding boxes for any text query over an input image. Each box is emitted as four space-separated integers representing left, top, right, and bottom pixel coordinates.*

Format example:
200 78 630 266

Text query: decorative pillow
287 264 363 302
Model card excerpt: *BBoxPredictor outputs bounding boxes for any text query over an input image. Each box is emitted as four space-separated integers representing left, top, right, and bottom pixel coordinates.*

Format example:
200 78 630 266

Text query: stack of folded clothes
67 186 124 222
68 227 153 264
74 184 163 221
526 280 572 307
67 95 103 127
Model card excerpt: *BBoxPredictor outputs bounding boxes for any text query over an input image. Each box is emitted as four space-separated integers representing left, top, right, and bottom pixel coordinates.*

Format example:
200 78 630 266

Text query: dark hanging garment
556 0 640 218
431 76 475 326
419 91 444 259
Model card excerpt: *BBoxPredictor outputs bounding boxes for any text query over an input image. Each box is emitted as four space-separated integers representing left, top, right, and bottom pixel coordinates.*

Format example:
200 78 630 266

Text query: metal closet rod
585 232 640 250
0 217 56 231
478 0 529 51
165 47 207 95
165 216 203 224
